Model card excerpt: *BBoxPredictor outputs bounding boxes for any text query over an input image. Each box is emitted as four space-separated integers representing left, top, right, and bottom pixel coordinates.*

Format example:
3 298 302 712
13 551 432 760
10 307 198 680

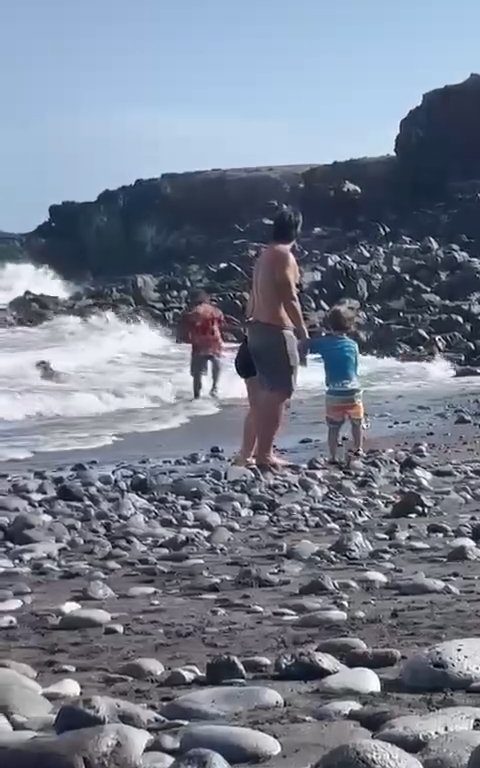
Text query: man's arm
277 253 308 340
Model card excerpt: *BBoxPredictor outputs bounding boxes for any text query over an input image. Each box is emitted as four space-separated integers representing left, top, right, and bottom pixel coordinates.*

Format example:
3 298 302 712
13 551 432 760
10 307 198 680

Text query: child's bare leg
328 424 341 462
351 419 363 454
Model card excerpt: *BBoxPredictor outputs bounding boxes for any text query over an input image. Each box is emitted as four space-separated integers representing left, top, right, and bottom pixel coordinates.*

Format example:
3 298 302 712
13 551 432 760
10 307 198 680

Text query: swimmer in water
35 360 65 383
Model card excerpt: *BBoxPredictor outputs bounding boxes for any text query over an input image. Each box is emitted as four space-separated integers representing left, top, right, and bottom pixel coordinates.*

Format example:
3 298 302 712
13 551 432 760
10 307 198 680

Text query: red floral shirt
180 303 224 356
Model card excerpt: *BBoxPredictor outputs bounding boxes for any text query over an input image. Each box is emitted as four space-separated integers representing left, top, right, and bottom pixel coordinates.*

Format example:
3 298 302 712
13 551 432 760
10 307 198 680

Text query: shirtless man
247 208 308 468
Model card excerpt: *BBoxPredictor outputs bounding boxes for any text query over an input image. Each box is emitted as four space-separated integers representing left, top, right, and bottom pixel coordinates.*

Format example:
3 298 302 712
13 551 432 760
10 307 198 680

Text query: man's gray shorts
247 321 299 396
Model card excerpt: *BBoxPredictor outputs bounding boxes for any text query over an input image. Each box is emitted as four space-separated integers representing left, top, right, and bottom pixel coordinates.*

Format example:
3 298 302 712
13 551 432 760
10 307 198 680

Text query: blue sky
1 0 479 231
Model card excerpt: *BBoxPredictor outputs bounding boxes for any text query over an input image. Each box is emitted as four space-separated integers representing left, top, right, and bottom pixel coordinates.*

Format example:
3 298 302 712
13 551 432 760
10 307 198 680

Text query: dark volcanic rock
396 74 480 190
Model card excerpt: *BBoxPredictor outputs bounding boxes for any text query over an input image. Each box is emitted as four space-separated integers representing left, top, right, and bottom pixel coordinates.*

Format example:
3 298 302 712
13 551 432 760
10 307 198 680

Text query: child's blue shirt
309 334 360 393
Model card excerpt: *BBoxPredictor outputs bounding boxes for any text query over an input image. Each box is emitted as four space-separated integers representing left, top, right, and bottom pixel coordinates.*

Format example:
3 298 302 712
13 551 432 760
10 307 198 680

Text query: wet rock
54 704 104 734
296 609 348 627
55 696 165 732
205 655 246 685
299 575 338 594
0 750 83 768
286 540 319 560
346 648 402 669
171 748 230 768
162 686 283 721
318 667 381 694
392 575 448 596
57 483 85 502
447 543 480 562
43 679 81 700
171 478 210 501
390 492 428 518
163 668 197 686
55 723 149 766
180 725 281 764
422 731 480 768
376 707 480 752
143 753 176 768
316 700 362 720
331 532 373 560
0 661 37 679
0 670 51 718
58 609 111 629
358 571 389 589
81 580 116 600
241 657 272 674
401 638 480 691
316 638 367 658
314 739 422 768
118 658 165 680
351 706 401 732
274 650 344 681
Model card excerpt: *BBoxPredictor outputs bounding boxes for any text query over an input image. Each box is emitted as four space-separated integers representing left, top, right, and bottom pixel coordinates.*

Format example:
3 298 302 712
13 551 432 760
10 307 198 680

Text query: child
309 306 364 463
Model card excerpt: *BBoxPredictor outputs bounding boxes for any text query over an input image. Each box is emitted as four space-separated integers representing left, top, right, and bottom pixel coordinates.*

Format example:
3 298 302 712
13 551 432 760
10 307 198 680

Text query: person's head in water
272 207 302 245
190 289 209 307
35 360 52 372
326 305 356 334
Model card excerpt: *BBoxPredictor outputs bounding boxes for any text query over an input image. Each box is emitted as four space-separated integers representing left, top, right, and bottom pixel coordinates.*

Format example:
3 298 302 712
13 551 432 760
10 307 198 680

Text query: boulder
318 668 381 695
0 724 149 768
180 725 281 764
274 651 344 680
401 639 480 691
376 707 480 752
422 731 480 768
162 686 283 721
314 739 422 768
170 749 230 768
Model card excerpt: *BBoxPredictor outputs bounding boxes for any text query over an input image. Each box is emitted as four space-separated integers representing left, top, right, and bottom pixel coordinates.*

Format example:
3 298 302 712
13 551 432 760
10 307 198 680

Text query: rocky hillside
27 74 480 278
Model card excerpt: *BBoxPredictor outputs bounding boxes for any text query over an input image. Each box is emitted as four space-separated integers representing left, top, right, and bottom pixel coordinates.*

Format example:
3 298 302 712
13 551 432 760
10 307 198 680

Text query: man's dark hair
326 305 356 333
190 289 209 306
272 207 302 244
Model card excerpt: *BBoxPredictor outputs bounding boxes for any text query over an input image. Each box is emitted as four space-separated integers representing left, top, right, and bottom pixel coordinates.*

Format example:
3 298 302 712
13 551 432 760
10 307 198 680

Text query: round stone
314 739 422 768
58 609 111 630
42 679 81 700
401 638 480 691
376 707 480 752
162 686 283 721
422 731 480 768
318 668 381 695
171 748 231 768
316 700 363 720
296 610 348 627
180 725 281 763
346 649 401 669
119 658 165 680
143 753 176 768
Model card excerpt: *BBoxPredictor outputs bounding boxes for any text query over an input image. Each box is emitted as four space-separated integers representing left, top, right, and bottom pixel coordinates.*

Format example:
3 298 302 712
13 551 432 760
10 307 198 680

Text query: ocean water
0 261 471 461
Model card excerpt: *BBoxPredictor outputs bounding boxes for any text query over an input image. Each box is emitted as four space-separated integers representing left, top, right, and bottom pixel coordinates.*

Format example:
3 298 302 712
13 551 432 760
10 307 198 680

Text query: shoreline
0 383 469 474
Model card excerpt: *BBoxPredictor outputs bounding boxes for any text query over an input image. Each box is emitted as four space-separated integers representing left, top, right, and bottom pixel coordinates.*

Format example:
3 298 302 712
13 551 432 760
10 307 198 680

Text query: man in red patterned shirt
178 290 225 399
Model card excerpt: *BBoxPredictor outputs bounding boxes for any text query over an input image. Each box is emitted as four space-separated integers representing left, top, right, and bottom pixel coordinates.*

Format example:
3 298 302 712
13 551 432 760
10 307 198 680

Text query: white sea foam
0 262 72 306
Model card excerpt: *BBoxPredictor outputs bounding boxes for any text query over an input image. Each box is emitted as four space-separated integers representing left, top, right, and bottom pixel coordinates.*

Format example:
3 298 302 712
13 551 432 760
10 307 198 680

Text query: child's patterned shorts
326 391 364 426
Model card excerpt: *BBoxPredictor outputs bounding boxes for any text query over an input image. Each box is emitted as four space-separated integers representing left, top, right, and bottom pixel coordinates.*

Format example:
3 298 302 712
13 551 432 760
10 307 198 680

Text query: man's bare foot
231 454 254 467
256 455 291 471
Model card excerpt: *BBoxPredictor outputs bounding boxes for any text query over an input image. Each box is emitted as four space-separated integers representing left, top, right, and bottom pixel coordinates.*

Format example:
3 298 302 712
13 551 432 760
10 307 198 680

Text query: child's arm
308 335 325 356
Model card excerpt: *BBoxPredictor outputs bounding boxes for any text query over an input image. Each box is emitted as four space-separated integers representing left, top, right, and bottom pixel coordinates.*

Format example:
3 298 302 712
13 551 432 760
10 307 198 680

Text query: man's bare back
251 244 304 332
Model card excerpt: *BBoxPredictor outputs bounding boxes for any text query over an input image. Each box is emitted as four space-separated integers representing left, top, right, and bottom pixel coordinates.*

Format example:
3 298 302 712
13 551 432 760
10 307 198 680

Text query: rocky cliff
26 74 480 278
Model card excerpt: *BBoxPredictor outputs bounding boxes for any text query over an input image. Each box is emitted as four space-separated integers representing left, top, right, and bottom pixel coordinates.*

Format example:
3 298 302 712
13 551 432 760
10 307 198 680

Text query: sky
1 0 480 232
